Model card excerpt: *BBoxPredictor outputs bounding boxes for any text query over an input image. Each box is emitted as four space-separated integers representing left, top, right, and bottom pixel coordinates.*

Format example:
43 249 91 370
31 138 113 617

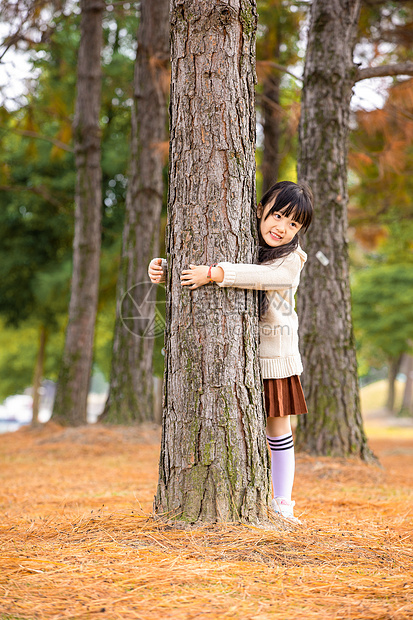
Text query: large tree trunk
52 0 104 426
101 0 169 424
155 0 270 524
296 0 375 460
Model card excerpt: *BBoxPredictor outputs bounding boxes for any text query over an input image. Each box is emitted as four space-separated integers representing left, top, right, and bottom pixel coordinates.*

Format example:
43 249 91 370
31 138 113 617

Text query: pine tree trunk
400 353 413 416
52 0 104 426
296 0 375 460
101 0 169 424
386 354 402 413
31 324 47 426
155 0 271 525
261 21 281 193
262 73 281 192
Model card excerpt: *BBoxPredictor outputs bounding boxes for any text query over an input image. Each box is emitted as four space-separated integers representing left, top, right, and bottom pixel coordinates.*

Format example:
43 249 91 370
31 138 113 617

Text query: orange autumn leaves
349 78 413 179
348 78 413 250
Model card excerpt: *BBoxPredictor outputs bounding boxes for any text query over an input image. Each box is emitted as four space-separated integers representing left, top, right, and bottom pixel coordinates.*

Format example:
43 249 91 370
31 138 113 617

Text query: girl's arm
180 264 224 289
181 254 301 291
148 258 167 283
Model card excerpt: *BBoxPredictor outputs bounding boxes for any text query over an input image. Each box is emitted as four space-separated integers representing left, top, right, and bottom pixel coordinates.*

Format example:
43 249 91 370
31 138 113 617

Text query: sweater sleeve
216 253 301 291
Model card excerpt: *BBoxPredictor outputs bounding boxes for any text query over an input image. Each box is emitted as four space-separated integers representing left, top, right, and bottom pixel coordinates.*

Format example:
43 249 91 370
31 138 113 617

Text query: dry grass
0 421 412 620
360 379 405 414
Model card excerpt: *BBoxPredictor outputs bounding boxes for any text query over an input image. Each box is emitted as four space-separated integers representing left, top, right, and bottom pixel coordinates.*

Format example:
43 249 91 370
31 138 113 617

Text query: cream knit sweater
216 245 307 379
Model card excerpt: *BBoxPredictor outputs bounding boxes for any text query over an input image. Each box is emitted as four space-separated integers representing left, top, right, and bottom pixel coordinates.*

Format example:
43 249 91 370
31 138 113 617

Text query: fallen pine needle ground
0 422 412 620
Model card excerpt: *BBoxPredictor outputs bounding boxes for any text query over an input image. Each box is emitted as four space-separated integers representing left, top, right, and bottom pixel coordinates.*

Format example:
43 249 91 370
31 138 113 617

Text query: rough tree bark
296 0 375 460
155 0 271 524
101 0 169 424
52 0 104 426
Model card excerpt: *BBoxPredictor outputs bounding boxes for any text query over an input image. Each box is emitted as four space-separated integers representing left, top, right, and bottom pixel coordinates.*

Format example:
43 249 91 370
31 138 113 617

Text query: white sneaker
271 497 302 525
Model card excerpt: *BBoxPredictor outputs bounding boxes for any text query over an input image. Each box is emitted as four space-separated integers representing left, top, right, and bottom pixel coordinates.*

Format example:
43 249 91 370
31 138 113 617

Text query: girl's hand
181 264 209 289
148 258 165 283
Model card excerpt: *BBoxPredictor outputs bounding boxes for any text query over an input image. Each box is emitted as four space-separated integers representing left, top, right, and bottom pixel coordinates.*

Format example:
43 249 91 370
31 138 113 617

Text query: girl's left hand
180 264 209 289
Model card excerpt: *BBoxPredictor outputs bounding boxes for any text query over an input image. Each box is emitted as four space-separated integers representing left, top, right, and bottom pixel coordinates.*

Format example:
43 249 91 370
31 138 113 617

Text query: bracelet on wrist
207 263 217 282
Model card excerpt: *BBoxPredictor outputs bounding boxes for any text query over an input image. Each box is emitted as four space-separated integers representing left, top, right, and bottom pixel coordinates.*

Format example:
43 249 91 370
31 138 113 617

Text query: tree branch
10 129 74 153
355 62 413 82
256 60 303 84
256 92 284 114
105 0 140 6
0 184 67 210
0 34 41 61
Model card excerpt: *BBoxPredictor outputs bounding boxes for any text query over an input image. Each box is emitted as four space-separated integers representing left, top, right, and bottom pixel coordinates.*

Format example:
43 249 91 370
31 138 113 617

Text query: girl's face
258 201 303 247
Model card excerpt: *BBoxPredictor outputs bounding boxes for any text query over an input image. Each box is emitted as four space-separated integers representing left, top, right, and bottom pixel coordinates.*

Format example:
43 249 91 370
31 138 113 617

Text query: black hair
257 180 313 319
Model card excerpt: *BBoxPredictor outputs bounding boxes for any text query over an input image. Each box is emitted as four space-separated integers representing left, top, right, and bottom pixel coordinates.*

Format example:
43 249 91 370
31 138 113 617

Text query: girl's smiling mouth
270 231 283 240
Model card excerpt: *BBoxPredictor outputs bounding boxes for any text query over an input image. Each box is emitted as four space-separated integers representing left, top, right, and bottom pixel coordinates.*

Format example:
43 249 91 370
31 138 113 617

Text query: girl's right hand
148 258 165 283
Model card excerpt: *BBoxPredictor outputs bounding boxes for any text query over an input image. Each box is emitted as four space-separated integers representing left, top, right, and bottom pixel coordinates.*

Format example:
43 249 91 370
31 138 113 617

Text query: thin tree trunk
31 324 47 426
262 72 281 192
296 0 375 460
261 20 281 193
400 353 413 416
52 0 104 426
386 354 402 413
101 0 169 424
155 0 270 524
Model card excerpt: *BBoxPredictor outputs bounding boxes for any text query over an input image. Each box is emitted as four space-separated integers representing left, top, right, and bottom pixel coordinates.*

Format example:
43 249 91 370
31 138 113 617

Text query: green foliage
351 263 413 374
0 318 63 400
358 2 413 63
255 0 306 186
349 8 413 380
0 8 139 399
256 1 305 67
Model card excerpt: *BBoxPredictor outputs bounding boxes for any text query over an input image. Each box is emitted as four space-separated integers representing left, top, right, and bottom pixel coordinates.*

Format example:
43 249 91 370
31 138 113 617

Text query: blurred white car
0 387 106 433
0 393 53 433
0 394 33 424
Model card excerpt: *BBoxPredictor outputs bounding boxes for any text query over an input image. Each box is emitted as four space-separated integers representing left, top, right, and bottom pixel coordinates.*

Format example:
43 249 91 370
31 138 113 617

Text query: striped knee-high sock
266 432 295 501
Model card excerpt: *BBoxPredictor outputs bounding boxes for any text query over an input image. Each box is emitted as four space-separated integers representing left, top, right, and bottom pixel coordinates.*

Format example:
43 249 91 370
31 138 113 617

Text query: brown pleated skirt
263 375 308 418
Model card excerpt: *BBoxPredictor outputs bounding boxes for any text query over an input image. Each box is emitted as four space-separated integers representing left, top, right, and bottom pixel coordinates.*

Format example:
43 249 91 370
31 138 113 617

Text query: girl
148 180 313 524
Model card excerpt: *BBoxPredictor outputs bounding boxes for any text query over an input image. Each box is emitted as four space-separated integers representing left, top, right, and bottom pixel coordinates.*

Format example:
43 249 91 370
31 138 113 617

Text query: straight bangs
276 202 312 232
262 181 313 232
